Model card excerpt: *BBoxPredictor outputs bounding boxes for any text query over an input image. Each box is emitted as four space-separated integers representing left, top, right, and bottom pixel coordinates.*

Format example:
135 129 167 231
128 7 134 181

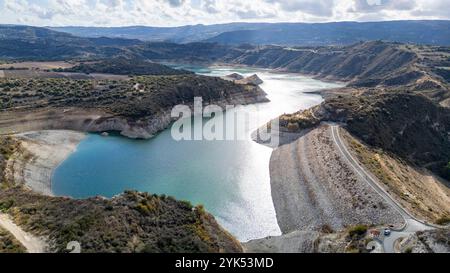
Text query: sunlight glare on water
52 65 343 241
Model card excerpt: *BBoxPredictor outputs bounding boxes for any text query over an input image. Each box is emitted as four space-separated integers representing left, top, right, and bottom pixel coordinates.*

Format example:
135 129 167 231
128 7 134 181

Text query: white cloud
351 0 417 13
266 0 335 17
0 0 449 27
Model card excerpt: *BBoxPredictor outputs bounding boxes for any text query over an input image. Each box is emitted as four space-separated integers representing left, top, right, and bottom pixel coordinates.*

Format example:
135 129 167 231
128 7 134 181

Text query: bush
287 122 300 132
0 199 15 211
436 216 450 226
348 225 368 238
196 204 206 215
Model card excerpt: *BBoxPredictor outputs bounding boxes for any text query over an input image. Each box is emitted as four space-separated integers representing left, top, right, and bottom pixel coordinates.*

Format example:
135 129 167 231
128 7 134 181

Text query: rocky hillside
278 91 450 179
0 74 268 138
141 41 450 105
398 229 450 253
220 42 447 90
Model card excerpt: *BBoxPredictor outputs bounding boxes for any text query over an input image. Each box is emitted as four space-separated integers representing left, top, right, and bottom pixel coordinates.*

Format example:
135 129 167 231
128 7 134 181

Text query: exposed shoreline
1 70 346 250
6 130 86 196
3 84 269 197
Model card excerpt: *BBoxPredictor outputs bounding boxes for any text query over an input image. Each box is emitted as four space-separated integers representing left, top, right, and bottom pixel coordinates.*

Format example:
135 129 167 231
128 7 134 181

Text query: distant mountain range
49 20 450 46
1 24 449 104
49 23 257 44
0 25 143 60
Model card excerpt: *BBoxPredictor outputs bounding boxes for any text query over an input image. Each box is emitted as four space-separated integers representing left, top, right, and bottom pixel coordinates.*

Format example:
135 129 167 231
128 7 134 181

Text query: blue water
52 66 343 241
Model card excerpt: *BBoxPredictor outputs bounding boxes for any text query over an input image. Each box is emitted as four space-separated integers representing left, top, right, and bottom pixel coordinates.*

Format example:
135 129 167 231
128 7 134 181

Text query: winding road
330 124 434 253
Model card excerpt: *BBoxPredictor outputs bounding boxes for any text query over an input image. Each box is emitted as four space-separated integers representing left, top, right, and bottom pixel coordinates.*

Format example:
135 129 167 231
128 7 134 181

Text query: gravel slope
270 124 403 234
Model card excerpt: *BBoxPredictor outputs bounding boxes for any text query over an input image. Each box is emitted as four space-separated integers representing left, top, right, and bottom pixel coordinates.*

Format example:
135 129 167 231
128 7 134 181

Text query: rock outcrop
236 74 264 86
224 73 244 81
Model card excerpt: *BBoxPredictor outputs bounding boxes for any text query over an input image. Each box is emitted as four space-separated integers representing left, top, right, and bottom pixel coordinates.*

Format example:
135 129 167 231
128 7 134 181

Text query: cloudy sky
0 0 449 27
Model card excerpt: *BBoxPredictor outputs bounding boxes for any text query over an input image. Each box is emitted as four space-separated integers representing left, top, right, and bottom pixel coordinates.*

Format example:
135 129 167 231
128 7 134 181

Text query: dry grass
341 128 450 223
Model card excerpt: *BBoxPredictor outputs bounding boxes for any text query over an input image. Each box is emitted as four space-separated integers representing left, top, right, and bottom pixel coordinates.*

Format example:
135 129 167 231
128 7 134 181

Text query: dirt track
0 213 47 253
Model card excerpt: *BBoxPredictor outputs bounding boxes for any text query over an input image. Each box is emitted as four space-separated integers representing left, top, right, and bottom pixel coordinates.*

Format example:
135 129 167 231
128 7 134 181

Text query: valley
0 24 449 254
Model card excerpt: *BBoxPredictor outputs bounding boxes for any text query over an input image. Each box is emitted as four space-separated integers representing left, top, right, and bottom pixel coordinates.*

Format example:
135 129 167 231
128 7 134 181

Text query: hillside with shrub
278 91 450 179
0 137 242 253
59 57 192 76
0 74 261 118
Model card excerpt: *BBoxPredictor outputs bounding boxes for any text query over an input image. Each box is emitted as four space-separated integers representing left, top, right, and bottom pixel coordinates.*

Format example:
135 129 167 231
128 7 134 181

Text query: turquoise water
52 66 343 241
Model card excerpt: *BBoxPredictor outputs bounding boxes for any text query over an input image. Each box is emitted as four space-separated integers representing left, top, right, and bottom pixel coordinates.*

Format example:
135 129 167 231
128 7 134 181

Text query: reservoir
52 66 343 241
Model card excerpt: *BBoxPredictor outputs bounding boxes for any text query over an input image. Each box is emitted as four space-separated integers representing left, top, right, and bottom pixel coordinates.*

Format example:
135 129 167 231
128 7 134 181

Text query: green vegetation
58 57 192 76
344 225 371 253
0 136 20 189
0 227 26 253
279 108 320 132
0 187 242 253
332 93 450 178
279 92 450 180
0 74 255 118
348 225 368 238
0 135 242 253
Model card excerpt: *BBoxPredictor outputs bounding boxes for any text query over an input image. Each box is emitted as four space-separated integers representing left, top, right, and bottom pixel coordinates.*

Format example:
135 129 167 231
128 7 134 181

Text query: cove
52 66 344 241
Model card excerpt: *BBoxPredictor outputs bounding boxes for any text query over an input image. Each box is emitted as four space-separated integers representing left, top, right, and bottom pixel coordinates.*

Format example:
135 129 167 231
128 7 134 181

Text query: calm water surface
53 66 343 241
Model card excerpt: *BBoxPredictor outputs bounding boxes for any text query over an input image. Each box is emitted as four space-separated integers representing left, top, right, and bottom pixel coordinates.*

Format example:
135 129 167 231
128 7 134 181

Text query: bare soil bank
5 130 86 196
269 125 403 234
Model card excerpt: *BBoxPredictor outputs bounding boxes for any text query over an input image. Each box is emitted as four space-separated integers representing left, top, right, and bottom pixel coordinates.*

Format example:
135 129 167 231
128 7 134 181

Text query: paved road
330 124 434 253
0 213 46 253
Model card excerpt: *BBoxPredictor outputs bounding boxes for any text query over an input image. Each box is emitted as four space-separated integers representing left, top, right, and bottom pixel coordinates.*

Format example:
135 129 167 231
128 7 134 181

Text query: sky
0 0 449 27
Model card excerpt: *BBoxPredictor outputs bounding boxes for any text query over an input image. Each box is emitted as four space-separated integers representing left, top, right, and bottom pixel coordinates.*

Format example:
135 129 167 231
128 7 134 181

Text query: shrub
287 122 300 132
436 216 450 226
348 225 368 238
0 199 15 211
180 200 193 210
196 205 206 215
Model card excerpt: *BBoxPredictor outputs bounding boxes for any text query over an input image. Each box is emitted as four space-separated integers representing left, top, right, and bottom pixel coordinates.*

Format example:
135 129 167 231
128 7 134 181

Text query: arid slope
270 124 403 234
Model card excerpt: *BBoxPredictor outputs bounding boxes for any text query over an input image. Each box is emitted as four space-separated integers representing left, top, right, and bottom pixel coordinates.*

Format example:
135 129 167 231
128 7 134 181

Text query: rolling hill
0 25 142 60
